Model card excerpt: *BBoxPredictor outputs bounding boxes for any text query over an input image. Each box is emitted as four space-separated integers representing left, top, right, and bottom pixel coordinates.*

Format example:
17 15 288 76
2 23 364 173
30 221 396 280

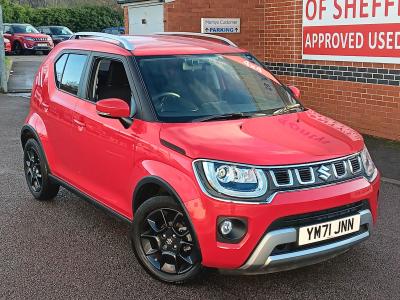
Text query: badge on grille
317 165 331 181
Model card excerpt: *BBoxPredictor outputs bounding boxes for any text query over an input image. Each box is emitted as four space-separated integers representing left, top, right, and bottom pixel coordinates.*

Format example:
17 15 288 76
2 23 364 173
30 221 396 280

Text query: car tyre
23 139 60 201
12 41 23 55
131 196 202 284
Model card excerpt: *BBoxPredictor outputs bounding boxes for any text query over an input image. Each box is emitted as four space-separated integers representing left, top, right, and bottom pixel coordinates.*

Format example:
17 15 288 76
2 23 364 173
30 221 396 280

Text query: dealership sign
201 18 241 34
302 0 400 63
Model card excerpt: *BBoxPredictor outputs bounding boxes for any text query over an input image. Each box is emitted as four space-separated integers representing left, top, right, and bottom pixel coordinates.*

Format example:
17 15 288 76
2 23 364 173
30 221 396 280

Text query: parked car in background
101 27 125 35
4 23 54 55
37 26 73 45
4 37 12 54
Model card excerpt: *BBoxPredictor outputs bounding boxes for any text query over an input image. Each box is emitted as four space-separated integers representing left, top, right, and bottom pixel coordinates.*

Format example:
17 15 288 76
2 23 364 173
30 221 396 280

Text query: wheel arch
21 124 52 173
132 175 203 259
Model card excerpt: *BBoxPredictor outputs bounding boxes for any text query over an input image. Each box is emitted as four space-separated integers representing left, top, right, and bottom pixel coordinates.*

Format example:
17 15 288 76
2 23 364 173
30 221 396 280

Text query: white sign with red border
302 0 400 64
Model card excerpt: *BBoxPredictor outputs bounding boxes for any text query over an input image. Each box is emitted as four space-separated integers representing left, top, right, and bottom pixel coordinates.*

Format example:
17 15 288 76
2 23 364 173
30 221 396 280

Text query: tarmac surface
7 55 45 93
0 94 400 299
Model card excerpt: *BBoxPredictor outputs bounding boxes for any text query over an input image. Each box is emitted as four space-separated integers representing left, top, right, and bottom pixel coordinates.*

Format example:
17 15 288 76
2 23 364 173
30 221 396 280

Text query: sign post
0 5 7 93
201 18 241 34
302 0 400 64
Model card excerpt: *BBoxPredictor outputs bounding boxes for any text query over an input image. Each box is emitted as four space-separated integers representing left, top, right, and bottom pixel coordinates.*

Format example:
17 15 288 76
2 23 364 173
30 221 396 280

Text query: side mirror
5 31 12 35
288 85 301 99
96 98 130 118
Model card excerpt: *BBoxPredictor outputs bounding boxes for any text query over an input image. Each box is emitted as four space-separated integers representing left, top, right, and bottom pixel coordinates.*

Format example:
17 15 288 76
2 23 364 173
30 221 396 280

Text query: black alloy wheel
23 139 60 200
13 42 23 55
24 146 43 193
132 196 202 283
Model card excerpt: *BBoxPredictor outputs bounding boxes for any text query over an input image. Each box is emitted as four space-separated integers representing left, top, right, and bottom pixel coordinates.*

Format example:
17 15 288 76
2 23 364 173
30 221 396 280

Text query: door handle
73 119 86 129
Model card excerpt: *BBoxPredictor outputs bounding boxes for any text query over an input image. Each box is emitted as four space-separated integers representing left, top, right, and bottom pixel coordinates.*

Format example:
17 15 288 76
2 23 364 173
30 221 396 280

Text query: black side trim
160 139 186 155
133 176 202 260
49 174 132 224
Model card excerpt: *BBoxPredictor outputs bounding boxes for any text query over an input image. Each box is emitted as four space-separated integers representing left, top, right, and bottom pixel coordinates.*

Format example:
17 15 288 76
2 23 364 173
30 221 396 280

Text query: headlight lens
361 147 377 180
24 37 34 41
198 161 268 199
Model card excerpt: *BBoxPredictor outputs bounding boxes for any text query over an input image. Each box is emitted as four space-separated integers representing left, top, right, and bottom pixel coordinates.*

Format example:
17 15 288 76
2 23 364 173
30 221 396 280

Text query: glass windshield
137 54 297 122
12 24 39 34
50 27 73 35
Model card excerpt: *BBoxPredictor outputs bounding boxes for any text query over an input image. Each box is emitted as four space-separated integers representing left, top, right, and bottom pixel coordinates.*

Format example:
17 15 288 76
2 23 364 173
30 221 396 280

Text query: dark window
59 54 88 96
55 54 68 88
40 27 51 34
88 57 131 104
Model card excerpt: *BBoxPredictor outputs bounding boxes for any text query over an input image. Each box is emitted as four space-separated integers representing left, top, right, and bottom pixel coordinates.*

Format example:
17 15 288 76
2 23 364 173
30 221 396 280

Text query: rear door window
58 54 88 96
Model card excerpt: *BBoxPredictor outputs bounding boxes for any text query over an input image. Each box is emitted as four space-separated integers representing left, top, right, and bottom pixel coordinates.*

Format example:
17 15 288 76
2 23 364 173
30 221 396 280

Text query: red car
21 32 380 283
4 23 53 55
4 37 11 54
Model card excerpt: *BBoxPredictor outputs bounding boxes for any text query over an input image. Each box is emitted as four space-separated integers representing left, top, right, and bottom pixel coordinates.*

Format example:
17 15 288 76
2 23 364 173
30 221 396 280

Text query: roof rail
71 32 134 51
154 32 238 48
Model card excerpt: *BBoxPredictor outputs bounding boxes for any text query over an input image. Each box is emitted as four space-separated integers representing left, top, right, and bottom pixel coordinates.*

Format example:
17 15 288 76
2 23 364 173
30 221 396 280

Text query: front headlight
195 161 268 199
361 146 377 181
24 37 34 41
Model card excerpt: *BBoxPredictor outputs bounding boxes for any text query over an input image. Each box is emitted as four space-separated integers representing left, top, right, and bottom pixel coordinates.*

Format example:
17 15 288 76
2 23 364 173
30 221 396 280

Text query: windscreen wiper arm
192 112 259 122
272 103 302 116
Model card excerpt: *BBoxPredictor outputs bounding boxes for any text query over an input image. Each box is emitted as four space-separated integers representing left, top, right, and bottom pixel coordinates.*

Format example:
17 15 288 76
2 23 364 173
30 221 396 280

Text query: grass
5 57 12 73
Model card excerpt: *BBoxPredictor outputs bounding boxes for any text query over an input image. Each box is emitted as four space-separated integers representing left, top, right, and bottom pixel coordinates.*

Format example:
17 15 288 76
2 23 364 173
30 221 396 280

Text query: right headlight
194 160 268 201
361 146 377 182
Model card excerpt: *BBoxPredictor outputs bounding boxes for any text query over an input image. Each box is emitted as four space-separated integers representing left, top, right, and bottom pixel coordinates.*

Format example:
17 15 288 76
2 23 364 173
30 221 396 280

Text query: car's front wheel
131 196 202 284
23 139 60 201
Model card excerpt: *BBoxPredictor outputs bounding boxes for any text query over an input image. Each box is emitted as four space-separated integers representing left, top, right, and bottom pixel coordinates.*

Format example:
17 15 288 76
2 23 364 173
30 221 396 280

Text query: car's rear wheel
131 196 202 284
23 139 60 201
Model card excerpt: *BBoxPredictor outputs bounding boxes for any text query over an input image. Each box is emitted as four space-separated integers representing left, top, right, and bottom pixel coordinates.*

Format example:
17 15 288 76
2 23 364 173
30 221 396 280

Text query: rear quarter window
55 53 88 96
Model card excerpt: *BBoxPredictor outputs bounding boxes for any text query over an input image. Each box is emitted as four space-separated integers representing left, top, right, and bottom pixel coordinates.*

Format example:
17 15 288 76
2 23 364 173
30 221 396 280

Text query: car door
71 55 137 217
45 52 89 184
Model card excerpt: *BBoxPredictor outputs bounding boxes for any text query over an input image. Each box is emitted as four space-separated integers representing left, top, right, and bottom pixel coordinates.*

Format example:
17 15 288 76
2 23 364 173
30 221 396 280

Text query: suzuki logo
317 165 332 181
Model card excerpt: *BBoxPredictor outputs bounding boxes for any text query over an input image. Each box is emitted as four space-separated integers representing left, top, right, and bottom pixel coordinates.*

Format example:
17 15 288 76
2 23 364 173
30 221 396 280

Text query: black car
37 26 73 45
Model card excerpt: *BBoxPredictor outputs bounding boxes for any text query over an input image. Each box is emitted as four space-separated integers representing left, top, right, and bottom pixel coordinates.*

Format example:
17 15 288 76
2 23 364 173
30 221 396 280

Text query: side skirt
49 174 132 224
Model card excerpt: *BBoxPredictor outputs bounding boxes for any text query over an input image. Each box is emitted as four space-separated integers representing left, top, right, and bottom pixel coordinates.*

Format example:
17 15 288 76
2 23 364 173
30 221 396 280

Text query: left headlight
194 161 268 200
24 37 34 41
361 146 377 182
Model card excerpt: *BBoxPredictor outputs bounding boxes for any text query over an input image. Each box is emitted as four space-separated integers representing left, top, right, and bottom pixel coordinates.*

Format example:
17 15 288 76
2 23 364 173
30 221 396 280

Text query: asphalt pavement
0 94 400 299
7 55 45 93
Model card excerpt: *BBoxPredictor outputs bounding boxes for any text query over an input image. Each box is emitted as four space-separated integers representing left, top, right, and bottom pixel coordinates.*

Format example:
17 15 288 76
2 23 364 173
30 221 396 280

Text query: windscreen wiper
192 112 264 122
272 103 303 116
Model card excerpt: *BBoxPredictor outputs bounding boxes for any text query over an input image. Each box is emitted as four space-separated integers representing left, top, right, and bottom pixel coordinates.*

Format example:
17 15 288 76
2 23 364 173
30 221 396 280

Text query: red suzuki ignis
21 32 380 283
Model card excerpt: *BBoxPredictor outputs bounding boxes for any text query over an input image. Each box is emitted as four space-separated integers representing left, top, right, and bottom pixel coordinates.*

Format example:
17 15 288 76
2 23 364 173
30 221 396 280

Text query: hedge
1 0 123 32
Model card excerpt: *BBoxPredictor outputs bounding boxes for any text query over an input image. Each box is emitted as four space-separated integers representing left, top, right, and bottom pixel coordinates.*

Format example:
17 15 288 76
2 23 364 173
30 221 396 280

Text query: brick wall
164 0 266 58
123 7 129 33
124 0 400 141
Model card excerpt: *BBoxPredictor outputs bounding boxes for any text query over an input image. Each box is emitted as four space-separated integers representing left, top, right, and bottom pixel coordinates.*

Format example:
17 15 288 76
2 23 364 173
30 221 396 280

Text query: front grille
270 169 292 186
349 156 362 173
267 200 369 232
33 37 47 42
267 153 364 192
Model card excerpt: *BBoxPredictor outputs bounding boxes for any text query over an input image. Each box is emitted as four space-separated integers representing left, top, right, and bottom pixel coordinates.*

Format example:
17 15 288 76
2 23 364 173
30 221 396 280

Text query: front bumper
184 175 380 270
222 209 372 275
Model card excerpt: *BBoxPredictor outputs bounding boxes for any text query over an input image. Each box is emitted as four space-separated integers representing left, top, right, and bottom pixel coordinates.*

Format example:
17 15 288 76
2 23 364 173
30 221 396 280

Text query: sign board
201 18 240 34
302 0 400 64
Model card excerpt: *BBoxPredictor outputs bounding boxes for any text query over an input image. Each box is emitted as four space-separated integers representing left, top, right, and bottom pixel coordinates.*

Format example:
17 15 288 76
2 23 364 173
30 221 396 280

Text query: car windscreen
136 54 295 122
50 27 72 35
12 25 39 34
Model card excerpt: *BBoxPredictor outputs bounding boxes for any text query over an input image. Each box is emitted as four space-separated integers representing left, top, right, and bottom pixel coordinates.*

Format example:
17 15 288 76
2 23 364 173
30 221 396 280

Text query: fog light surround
217 217 247 243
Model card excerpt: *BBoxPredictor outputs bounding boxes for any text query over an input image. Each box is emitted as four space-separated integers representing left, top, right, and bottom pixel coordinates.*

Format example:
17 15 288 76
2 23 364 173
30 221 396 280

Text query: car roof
59 34 246 56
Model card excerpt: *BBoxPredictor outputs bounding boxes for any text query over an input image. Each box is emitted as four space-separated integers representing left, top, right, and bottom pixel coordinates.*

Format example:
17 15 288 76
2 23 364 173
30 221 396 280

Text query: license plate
38 43 48 47
298 215 361 246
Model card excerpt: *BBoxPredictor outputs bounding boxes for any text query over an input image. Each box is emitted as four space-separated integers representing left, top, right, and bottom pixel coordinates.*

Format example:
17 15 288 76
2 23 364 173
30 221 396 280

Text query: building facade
119 0 400 141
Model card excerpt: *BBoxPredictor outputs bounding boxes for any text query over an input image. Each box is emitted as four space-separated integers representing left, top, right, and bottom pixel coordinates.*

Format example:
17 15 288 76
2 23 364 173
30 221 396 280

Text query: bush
1 0 123 32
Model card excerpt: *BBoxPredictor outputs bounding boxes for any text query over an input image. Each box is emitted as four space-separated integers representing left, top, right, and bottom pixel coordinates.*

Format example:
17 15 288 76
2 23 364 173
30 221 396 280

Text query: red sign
302 0 400 63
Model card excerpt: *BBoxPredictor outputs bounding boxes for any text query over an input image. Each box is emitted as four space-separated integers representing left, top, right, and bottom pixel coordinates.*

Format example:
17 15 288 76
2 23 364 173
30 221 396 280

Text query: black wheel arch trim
21 125 52 174
133 175 203 260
